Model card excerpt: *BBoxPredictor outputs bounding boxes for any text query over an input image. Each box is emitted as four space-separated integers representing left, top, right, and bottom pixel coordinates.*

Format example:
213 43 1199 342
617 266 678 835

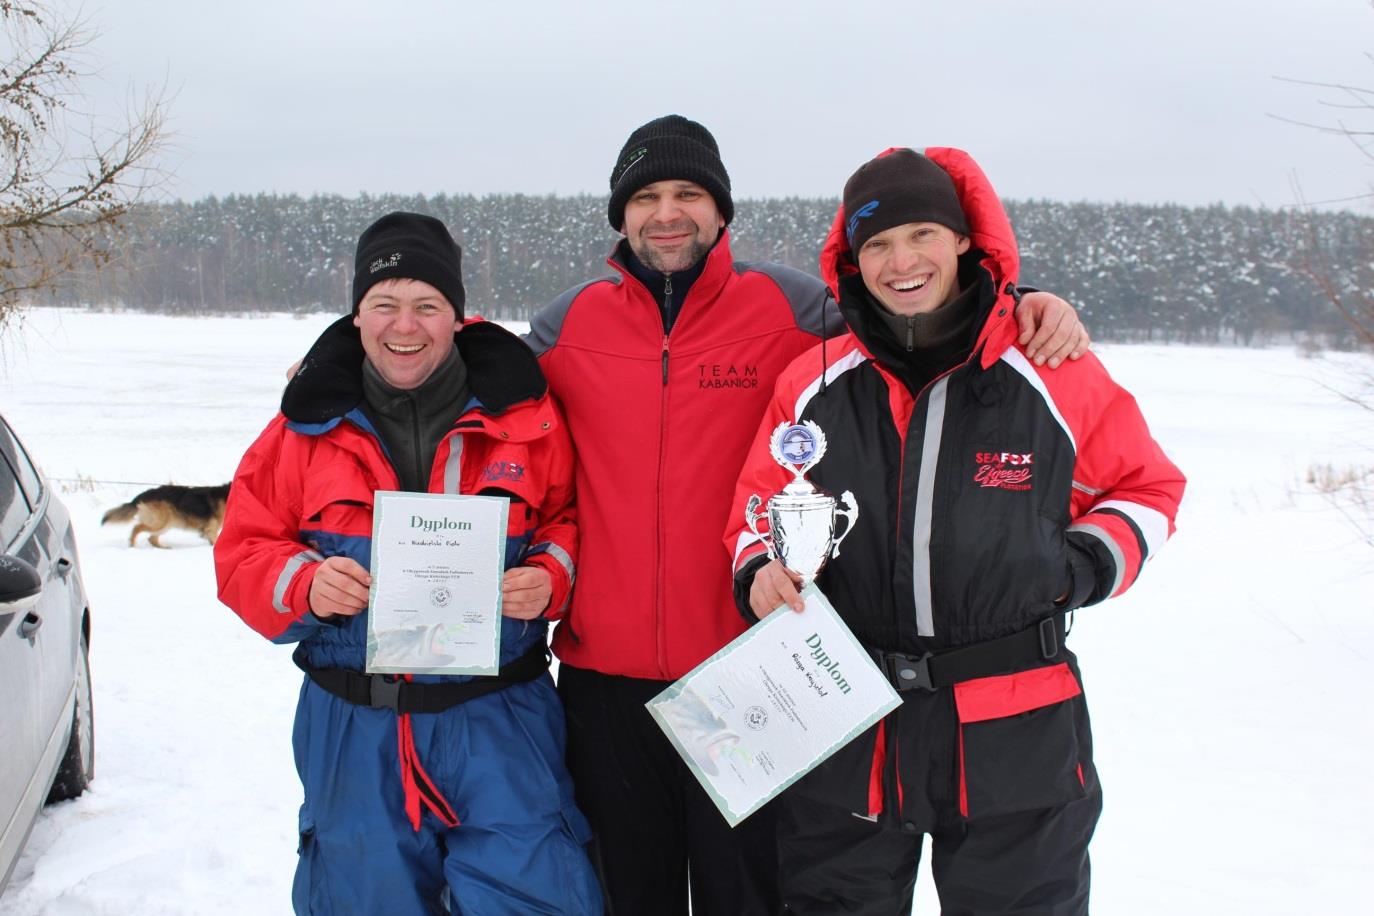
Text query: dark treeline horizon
43 192 1372 346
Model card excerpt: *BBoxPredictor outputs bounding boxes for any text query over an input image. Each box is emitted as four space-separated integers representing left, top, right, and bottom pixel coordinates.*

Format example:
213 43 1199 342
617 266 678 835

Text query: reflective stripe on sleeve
533 542 576 585
273 549 325 615
1065 521 1126 597
733 531 768 568
1095 498 1170 559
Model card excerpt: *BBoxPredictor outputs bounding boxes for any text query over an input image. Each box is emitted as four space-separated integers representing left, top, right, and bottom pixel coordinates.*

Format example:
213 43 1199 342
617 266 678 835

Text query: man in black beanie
606 114 734 277
526 119 1092 915
729 146 1184 916
218 211 603 915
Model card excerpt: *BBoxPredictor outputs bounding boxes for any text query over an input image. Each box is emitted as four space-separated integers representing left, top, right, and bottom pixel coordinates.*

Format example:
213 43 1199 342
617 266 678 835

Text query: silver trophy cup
744 421 858 585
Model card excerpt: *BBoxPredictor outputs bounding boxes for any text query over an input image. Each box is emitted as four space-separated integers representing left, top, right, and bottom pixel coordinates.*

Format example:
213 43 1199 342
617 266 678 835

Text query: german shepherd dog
101 483 231 548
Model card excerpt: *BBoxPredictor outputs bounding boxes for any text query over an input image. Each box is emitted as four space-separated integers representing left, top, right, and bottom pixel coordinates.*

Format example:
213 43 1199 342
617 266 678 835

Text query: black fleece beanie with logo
351 211 466 319
607 115 734 231
842 149 969 253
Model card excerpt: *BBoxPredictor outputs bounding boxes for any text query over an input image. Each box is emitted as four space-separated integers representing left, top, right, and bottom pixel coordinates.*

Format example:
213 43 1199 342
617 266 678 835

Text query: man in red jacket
217 213 602 915
526 117 1091 916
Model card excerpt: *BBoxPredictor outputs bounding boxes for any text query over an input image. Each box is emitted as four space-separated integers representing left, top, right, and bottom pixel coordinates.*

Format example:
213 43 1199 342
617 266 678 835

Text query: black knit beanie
607 115 733 231
842 149 969 253
351 212 466 319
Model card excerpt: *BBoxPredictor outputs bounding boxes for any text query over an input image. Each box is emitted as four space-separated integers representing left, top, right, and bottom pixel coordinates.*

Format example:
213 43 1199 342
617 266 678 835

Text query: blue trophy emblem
744 420 858 586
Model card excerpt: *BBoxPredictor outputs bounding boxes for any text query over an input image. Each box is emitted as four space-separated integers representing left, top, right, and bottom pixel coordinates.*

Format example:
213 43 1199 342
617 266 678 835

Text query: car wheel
46 628 94 803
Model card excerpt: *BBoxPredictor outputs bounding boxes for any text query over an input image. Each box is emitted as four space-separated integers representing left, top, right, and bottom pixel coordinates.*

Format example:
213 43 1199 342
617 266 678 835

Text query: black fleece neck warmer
361 346 470 492
869 281 980 356
842 252 994 393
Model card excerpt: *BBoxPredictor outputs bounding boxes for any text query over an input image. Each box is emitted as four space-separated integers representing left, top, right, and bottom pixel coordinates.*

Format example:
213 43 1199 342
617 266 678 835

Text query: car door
0 419 79 753
0 443 40 855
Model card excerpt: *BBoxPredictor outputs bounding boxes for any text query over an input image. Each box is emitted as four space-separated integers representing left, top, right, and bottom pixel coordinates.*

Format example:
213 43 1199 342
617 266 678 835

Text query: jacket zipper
613 251 682 677
662 273 674 378
659 275 676 670
656 331 671 672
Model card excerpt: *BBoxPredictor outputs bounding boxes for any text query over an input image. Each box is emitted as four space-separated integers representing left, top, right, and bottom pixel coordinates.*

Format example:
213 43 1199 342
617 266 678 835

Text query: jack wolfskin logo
369 252 402 274
481 461 525 483
973 451 1033 491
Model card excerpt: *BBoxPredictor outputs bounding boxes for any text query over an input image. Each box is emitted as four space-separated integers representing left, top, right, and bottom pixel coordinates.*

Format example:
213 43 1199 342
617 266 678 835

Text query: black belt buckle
1038 617 1059 659
368 675 402 710
884 652 935 692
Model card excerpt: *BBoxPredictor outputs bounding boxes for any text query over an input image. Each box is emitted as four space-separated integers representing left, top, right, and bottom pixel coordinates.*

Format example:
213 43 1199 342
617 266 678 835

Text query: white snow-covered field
0 308 1371 915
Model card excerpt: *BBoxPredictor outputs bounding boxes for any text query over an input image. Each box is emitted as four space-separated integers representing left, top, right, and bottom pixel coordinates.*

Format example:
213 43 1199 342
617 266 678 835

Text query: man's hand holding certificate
647 586 900 827
366 491 508 675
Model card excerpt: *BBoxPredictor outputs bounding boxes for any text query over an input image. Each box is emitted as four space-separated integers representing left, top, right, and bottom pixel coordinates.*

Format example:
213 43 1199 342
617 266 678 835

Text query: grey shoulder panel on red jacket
733 260 841 340
525 275 621 357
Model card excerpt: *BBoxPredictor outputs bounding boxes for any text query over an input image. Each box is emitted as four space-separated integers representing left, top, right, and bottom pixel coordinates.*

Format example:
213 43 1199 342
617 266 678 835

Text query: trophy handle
744 494 778 560
830 490 860 560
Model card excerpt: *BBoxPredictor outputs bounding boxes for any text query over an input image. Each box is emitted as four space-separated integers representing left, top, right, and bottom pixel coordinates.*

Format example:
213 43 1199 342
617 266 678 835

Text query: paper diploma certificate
647 586 901 827
365 491 509 676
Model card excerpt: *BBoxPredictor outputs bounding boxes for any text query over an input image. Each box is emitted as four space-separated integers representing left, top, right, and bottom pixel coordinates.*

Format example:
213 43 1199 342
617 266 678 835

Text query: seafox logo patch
481 461 525 483
973 451 1033 491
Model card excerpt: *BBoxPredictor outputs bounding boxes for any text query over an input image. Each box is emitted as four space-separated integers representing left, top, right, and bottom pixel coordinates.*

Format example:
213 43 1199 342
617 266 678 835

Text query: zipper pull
662 273 677 336
662 336 670 384
906 317 915 352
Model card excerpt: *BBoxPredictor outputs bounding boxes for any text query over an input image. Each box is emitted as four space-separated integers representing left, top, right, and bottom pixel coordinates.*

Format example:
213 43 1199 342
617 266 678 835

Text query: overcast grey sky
86 0 1374 210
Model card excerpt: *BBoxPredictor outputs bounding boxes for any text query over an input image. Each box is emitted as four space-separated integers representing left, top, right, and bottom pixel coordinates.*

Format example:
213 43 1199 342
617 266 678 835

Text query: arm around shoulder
1014 289 1090 368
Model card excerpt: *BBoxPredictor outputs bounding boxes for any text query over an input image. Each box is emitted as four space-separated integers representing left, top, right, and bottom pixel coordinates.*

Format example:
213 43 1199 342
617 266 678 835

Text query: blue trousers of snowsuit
288 616 603 916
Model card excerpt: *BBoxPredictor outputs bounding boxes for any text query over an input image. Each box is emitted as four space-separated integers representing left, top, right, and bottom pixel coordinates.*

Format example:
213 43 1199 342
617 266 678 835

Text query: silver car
0 413 94 895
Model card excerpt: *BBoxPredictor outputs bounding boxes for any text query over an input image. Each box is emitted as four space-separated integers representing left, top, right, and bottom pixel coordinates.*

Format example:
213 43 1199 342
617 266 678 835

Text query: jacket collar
836 261 995 387
281 316 547 425
606 230 736 310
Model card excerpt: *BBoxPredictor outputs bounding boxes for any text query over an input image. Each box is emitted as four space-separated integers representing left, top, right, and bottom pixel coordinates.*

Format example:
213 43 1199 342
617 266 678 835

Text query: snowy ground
1 308 1371 915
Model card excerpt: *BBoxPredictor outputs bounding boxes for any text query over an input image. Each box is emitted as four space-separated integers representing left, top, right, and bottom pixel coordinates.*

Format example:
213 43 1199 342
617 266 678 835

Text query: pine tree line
45 192 1372 345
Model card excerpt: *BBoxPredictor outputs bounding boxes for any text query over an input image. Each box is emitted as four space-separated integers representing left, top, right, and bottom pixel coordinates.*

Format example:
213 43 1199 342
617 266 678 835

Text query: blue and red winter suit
215 317 602 915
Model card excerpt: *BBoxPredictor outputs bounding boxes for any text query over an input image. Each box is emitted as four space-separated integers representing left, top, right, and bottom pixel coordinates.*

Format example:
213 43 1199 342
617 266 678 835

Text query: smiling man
215 212 601 915
622 178 721 273
353 283 459 392
526 117 1093 916
729 148 1185 915
859 222 969 315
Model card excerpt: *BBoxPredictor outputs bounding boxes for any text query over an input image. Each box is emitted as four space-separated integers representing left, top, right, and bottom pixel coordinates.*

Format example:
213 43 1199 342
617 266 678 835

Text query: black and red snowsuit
726 147 1186 915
